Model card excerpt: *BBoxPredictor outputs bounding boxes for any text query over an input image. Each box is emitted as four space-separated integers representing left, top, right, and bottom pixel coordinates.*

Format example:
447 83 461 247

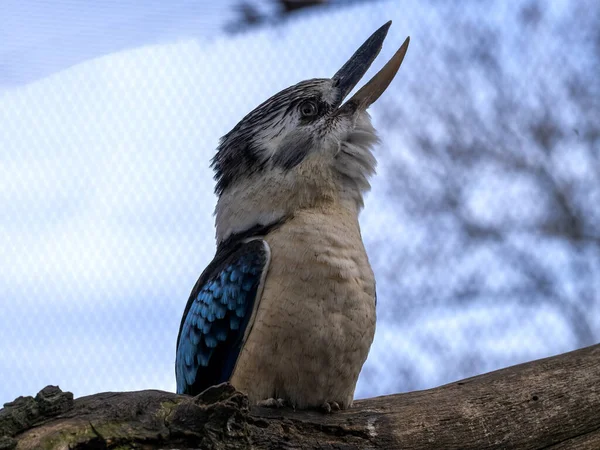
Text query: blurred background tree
369 0 600 392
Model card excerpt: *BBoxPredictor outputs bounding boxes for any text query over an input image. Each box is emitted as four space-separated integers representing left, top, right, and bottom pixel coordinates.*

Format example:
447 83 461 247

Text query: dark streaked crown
211 79 332 195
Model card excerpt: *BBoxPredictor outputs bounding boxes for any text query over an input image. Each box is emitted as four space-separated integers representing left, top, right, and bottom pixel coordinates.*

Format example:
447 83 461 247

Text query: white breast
230 205 376 409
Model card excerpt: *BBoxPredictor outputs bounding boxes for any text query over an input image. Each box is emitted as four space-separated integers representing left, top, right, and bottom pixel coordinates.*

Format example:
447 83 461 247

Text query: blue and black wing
175 238 270 395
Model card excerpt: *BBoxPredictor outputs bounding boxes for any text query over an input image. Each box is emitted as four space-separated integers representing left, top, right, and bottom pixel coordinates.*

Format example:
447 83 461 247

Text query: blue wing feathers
242 278 254 292
229 316 240 330
235 305 246 317
205 335 218 348
175 239 268 395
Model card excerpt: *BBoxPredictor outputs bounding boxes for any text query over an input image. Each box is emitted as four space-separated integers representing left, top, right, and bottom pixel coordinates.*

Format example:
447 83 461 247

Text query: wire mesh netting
1 0 599 405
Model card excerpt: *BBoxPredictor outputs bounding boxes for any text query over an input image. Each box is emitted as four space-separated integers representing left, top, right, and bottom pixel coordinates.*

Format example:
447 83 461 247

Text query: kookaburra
176 21 409 411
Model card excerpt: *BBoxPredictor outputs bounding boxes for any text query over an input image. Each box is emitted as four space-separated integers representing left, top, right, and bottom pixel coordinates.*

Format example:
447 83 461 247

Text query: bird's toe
257 397 286 408
319 401 341 413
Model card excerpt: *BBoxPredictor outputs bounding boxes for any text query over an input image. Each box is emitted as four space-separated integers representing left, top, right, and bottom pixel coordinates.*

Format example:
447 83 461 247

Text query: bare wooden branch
2 344 599 449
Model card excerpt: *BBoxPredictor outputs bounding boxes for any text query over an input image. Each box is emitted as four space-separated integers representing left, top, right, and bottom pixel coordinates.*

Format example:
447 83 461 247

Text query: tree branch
2 344 599 449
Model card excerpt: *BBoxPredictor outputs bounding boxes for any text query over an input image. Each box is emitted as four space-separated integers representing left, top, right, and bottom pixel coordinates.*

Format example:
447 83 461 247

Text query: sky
0 0 588 406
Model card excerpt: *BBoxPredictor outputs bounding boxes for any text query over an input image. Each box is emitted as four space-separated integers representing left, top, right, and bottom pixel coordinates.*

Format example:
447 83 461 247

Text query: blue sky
1 0 590 406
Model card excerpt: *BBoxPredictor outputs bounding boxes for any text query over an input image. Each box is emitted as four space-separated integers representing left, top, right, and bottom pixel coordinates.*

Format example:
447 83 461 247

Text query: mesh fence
1 0 599 404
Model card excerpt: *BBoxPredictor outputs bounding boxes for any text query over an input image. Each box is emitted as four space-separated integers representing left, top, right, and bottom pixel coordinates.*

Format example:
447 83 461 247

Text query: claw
257 397 286 408
320 401 340 413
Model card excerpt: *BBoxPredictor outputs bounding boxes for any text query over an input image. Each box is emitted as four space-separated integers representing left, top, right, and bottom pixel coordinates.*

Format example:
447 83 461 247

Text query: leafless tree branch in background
375 0 599 359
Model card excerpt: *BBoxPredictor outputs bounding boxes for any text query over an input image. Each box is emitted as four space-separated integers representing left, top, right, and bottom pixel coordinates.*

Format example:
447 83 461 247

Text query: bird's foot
320 401 341 413
257 397 286 408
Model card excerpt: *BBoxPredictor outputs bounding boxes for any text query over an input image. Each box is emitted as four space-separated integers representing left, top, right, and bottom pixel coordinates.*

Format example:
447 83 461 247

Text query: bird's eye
299 100 318 118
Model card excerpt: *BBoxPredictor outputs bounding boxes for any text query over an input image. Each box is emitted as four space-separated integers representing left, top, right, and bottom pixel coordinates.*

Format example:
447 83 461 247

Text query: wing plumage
176 239 270 395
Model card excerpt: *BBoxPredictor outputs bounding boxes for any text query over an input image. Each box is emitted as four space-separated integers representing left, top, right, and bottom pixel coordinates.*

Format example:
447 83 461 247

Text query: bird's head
213 22 409 244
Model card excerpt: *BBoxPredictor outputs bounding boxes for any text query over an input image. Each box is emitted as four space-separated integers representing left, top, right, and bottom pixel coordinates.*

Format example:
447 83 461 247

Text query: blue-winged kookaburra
176 21 409 410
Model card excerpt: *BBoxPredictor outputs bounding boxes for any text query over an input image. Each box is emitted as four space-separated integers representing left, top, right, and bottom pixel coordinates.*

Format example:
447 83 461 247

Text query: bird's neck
214 156 362 245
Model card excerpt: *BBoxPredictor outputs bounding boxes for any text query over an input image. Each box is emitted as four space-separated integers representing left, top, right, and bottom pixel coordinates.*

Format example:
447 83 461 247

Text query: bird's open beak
332 21 409 113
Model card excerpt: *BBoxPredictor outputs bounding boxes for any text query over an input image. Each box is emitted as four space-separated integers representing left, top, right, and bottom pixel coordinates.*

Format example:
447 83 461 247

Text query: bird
175 21 409 411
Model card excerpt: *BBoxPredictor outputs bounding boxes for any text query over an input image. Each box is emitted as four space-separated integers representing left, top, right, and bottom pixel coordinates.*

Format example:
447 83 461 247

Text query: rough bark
1 344 599 450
